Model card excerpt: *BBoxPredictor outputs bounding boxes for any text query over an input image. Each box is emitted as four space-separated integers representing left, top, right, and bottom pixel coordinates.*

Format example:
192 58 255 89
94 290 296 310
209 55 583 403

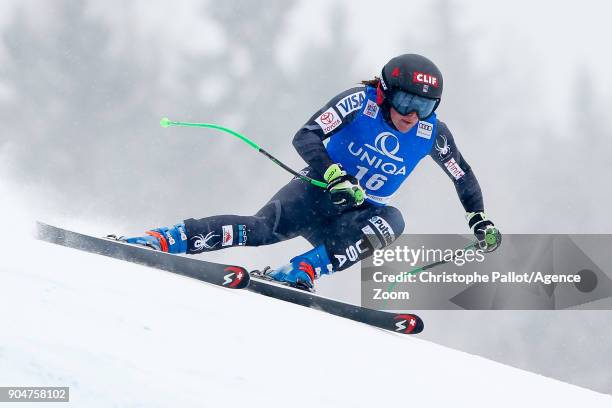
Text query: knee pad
364 206 405 249
379 206 405 236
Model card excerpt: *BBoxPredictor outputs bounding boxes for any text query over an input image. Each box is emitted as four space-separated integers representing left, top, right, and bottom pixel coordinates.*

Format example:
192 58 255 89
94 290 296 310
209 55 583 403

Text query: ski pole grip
485 229 498 245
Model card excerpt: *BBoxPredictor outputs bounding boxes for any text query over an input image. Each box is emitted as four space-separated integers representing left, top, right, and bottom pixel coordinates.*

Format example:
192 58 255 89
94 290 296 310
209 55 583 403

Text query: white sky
278 0 611 125
1 0 610 124
282 0 611 77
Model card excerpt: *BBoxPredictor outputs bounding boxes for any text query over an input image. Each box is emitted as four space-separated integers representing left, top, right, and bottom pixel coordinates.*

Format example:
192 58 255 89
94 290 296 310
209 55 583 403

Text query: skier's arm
429 122 502 252
429 121 484 213
293 87 365 178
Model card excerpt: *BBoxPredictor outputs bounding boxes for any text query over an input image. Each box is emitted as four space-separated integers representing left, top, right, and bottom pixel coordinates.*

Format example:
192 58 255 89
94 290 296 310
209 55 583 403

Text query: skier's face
389 107 418 133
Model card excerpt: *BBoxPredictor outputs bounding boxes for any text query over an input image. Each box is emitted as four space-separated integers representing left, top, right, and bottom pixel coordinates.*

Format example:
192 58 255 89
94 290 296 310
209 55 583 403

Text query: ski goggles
389 90 439 119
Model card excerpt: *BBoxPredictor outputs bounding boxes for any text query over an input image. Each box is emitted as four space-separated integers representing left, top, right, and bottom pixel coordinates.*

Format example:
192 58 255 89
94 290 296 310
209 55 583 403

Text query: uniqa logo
348 140 407 176
364 132 403 162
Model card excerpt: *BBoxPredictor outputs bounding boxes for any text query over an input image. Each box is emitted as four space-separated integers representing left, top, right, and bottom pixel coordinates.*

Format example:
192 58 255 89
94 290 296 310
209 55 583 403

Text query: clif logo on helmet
379 53 444 101
412 71 439 88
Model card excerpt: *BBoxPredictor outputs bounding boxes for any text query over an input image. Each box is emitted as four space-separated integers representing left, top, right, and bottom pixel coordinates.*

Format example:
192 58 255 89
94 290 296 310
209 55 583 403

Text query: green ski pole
160 117 328 189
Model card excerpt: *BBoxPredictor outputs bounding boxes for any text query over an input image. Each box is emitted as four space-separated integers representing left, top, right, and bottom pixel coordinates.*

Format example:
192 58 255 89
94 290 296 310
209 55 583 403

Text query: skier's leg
263 204 405 289
119 208 283 254
122 169 325 254
183 199 286 254
309 204 405 271
184 170 331 254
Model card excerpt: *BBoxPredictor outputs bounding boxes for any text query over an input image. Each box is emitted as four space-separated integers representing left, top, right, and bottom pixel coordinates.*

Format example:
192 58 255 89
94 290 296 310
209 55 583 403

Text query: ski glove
467 212 501 252
324 163 365 208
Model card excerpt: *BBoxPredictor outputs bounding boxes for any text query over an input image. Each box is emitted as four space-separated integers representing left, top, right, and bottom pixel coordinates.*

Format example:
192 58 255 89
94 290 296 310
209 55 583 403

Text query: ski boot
106 223 188 254
252 245 333 292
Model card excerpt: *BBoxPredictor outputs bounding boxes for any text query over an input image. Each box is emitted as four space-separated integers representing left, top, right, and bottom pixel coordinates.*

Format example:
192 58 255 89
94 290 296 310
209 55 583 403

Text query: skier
121 54 501 290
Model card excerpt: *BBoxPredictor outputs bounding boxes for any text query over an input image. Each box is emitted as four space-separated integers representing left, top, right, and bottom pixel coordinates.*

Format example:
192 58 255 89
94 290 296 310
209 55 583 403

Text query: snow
0 182 610 407
0 239 610 406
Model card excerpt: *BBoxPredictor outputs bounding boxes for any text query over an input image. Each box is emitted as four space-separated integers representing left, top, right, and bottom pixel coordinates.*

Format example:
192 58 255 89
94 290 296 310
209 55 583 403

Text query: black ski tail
36 222 250 289
248 274 424 334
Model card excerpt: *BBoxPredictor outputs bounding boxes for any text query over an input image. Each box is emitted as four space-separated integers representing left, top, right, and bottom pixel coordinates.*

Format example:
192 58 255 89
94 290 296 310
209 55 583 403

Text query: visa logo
335 91 365 117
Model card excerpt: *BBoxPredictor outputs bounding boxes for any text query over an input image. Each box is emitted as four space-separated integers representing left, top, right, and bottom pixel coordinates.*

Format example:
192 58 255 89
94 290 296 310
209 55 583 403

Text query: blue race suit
184 85 484 272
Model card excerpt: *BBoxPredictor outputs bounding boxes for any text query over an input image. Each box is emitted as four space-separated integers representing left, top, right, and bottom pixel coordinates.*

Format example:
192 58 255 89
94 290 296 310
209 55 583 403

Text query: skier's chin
390 107 418 133
396 118 417 133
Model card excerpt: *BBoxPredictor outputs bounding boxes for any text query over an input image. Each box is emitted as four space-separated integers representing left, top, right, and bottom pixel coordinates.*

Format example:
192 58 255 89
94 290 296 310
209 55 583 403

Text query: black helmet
378 54 443 119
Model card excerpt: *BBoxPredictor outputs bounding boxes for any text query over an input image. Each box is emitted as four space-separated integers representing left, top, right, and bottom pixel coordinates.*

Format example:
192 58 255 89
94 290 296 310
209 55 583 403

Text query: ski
35 222 250 289
248 273 424 334
35 222 423 334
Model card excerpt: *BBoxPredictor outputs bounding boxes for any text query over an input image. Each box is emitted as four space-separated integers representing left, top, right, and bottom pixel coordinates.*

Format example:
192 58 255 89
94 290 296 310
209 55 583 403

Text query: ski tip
392 314 424 334
222 266 250 289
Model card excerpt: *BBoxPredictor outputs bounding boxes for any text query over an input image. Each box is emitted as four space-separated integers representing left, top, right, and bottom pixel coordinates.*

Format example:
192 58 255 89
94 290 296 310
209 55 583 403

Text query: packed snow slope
1 229 611 407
